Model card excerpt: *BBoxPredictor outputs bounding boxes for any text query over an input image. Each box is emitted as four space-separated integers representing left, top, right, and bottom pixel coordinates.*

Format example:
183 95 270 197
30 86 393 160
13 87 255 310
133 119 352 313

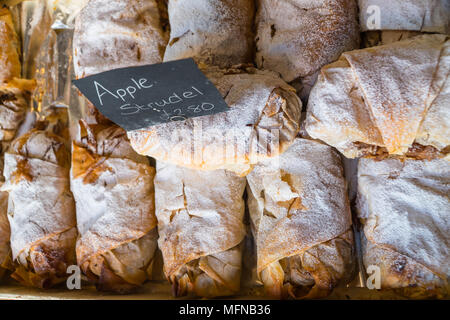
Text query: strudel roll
163 0 254 68
305 34 450 159
246 138 355 299
357 157 450 299
359 0 450 34
73 0 169 123
71 121 158 293
155 161 246 297
128 67 302 176
73 0 168 79
1 130 77 288
255 0 359 98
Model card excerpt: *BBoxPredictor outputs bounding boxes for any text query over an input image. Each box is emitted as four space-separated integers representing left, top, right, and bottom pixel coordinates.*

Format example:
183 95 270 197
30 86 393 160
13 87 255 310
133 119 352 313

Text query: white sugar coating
305 34 449 158
359 0 450 34
357 157 450 280
154 161 246 277
1 131 76 262
73 0 168 78
246 138 352 273
163 0 254 68
71 124 157 270
255 0 360 82
128 67 302 175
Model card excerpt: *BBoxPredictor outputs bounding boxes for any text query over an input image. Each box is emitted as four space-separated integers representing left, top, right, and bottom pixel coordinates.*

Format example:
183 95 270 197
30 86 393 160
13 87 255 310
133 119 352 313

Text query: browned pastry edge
10 231 76 289
361 236 449 299
357 142 449 161
262 229 355 299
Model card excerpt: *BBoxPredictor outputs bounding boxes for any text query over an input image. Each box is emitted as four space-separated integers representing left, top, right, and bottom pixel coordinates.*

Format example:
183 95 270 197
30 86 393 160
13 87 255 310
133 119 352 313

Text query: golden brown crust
261 229 355 299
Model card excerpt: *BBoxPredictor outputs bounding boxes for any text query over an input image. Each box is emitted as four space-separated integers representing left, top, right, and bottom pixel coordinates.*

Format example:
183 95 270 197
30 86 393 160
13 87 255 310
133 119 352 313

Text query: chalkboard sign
73 58 230 131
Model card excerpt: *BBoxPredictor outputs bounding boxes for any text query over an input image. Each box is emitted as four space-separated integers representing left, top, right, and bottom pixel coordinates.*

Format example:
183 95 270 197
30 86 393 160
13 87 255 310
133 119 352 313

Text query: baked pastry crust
73 0 168 79
1 130 77 288
155 161 246 297
71 121 158 293
357 157 450 299
128 67 302 176
73 0 169 124
305 34 450 158
164 0 254 68
246 138 354 299
255 0 360 83
359 0 450 34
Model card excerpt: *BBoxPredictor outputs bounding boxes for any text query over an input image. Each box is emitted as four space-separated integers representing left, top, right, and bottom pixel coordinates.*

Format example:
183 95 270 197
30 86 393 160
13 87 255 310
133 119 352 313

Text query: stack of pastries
0 0 448 300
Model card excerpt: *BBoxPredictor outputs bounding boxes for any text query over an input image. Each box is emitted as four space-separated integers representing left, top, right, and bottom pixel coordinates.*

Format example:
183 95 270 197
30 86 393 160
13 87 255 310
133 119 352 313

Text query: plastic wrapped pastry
163 0 254 68
246 138 355 299
155 161 246 297
305 34 450 159
0 8 35 149
359 0 450 34
0 7 20 84
128 67 302 176
255 0 359 99
357 157 449 299
71 121 158 293
1 130 77 288
73 0 169 123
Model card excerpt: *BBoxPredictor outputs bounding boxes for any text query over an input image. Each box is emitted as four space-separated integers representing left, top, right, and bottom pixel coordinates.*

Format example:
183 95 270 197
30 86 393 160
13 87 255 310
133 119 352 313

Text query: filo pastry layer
255 0 359 85
359 0 450 34
73 0 168 79
1 130 77 288
305 34 450 159
155 161 246 297
246 138 355 299
357 157 449 299
128 67 302 176
71 121 158 293
163 0 254 68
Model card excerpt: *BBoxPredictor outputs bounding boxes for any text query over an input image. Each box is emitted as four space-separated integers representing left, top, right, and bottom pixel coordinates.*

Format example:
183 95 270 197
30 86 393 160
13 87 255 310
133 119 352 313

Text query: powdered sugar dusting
305 34 449 158
1 131 76 261
255 0 360 82
73 0 168 78
71 124 157 267
246 138 352 273
128 67 301 175
357 157 450 279
154 161 246 277
164 0 254 68
359 0 450 34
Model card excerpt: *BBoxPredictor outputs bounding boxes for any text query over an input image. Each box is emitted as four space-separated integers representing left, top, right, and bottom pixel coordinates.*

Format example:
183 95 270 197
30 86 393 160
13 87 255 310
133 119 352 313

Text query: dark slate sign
72 58 229 131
